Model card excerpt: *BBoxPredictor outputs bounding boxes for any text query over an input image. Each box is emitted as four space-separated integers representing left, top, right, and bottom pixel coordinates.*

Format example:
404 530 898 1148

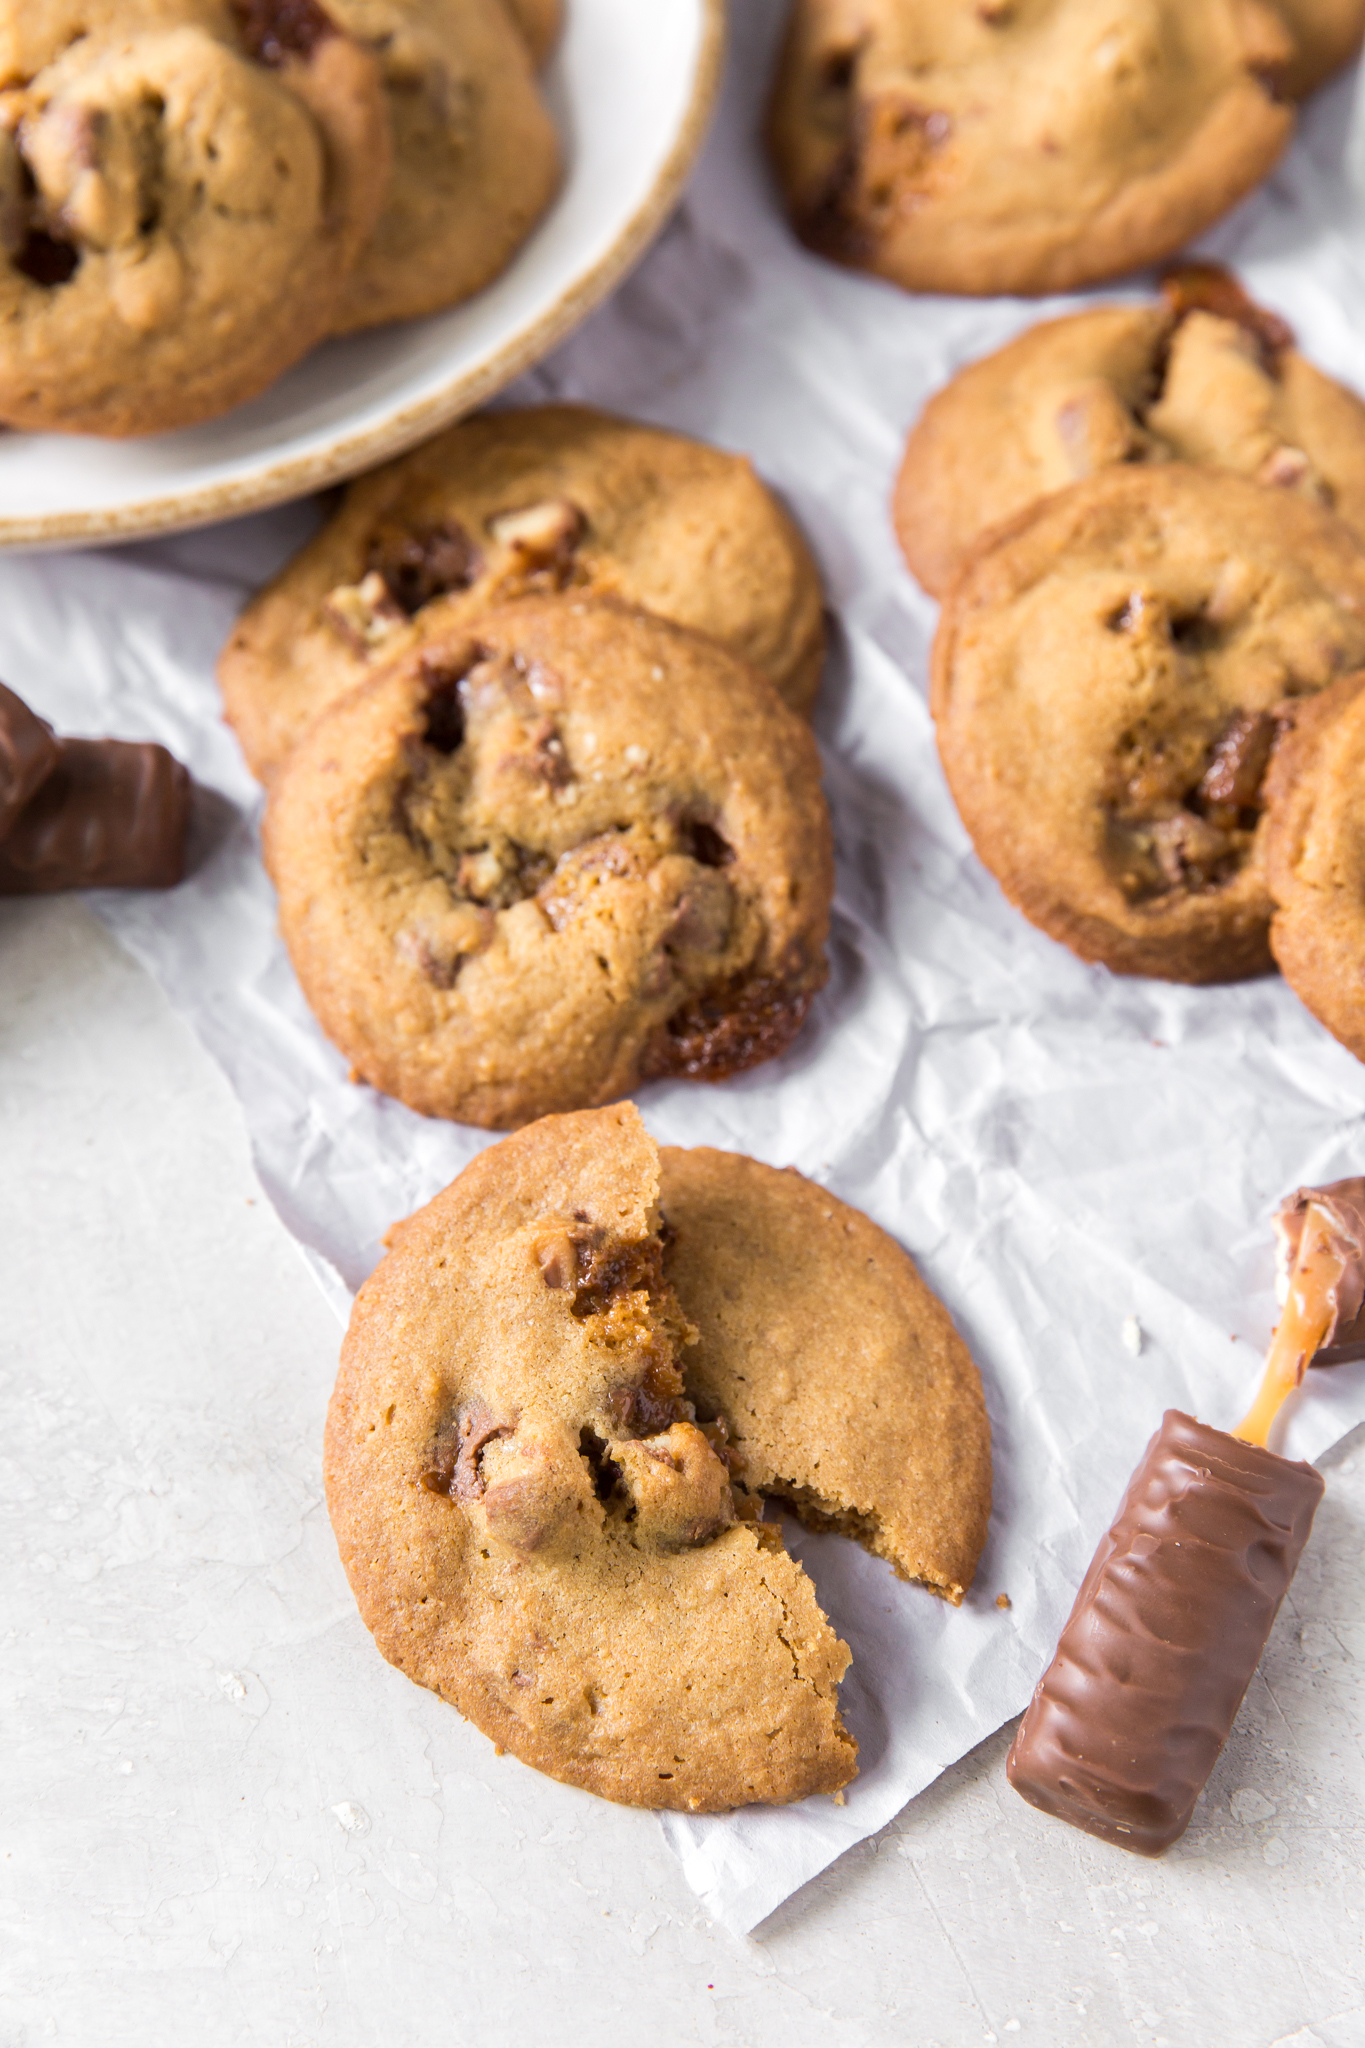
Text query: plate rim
1 0 727 554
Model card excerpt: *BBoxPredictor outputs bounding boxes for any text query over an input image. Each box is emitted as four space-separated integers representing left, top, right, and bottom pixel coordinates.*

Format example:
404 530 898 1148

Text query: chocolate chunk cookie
931 466 1365 982
896 267 1365 600
767 0 1295 297
0 0 389 435
497 0 561 66
263 597 833 1128
325 1103 990 1808
1263 673 1365 1062
220 405 826 781
327 0 560 334
660 1146 991 1606
1272 0 1365 95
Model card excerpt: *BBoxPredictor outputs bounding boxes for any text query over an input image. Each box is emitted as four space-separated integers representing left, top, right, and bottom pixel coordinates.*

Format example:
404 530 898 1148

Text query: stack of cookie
894 264 1365 1067
767 0 1364 298
220 405 837 1127
0 0 561 435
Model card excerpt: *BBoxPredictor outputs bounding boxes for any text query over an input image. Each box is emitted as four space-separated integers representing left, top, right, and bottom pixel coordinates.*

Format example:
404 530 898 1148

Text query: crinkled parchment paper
4 0 1365 1935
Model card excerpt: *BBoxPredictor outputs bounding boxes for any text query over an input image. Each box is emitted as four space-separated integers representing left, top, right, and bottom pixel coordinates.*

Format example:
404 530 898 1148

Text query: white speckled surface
2 897 1363 2042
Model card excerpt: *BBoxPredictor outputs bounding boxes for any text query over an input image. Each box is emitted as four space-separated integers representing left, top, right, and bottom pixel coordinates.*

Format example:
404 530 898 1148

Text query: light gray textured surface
2 897 1362 2046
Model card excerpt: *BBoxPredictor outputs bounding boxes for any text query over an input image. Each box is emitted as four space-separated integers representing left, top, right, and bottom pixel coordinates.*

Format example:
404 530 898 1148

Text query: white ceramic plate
0 0 725 551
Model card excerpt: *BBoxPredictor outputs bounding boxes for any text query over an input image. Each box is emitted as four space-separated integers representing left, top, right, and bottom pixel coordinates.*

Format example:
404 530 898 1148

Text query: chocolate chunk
1006 1411 1324 1855
14 230 80 288
422 1405 515 1500
0 681 58 838
0 736 190 894
1197 709 1276 821
231 0 336 64
369 521 482 618
645 968 821 1082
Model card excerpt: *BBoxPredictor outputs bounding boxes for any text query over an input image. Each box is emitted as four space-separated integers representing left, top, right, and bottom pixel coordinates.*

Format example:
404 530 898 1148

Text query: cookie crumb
996 1592 1011 1610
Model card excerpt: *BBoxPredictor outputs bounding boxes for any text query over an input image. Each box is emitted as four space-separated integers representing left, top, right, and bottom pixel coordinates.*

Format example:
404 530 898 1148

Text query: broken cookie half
324 1103 991 1811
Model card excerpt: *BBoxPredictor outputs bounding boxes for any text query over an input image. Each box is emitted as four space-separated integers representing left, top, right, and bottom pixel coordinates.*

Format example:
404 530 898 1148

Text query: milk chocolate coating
1278 1180 1365 1364
1006 1411 1324 1856
0 737 191 893
0 682 59 840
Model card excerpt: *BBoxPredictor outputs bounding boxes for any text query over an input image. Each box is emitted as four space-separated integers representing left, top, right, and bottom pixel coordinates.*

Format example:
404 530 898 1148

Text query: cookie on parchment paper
326 0 561 335
0 0 389 435
219 405 827 781
766 0 1296 298
263 596 833 1129
323 1103 991 1808
895 267 1365 600
931 465 1365 984
1263 672 1365 1063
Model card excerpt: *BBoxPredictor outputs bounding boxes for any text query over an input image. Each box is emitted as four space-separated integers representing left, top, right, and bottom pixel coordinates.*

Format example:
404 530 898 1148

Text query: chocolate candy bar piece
0 737 191 893
1006 1411 1323 1855
0 681 58 839
1278 1180 1365 1364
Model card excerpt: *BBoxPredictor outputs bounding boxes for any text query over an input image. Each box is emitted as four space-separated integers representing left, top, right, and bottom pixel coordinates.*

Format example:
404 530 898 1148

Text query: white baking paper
5 0 1365 1937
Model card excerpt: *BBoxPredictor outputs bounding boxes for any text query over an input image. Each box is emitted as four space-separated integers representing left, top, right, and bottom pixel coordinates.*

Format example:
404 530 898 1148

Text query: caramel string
1234 1204 1347 1447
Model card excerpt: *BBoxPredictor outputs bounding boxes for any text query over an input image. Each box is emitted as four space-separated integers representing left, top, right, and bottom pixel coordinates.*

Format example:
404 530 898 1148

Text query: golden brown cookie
895 267 1365 600
1272 0 1365 95
931 465 1365 983
0 0 389 435
1264 673 1365 1061
660 1146 991 1606
324 1103 990 1808
219 405 826 781
263 596 833 1128
327 0 560 334
767 0 1295 298
497 0 561 66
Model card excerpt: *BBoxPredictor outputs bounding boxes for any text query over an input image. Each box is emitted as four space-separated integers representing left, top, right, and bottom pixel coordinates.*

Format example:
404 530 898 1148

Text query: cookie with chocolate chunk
895 266 1365 600
327 0 560 334
1263 672 1365 1062
931 465 1365 982
0 0 389 435
767 0 1295 298
219 405 826 780
263 596 832 1128
324 1102 990 1808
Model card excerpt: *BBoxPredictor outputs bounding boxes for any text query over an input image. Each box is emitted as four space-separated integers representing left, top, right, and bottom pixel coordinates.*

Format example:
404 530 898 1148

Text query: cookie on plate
931 465 1365 983
219 405 826 780
1271 0 1365 95
0 0 389 435
327 0 560 334
896 266 1365 600
766 0 1295 298
263 596 833 1128
1263 673 1365 1061
324 1102 990 1808
497 0 561 66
